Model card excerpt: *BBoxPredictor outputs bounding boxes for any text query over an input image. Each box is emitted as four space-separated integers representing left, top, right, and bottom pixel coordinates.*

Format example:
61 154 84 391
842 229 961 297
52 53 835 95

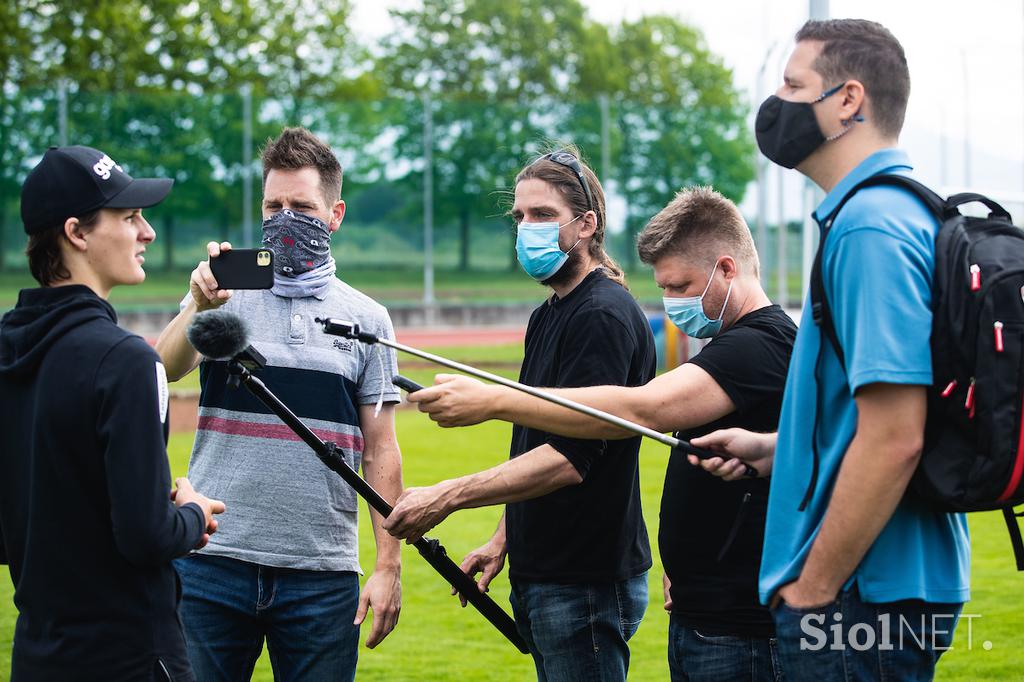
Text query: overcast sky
353 0 1024 216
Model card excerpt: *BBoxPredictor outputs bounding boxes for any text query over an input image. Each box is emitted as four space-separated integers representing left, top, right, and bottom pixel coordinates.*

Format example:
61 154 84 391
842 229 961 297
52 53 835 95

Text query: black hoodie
0 285 203 681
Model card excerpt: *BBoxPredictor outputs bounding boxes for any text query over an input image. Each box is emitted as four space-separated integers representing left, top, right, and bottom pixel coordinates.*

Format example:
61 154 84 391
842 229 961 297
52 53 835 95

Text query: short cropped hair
636 186 758 276
26 210 100 286
795 19 910 138
261 127 343 204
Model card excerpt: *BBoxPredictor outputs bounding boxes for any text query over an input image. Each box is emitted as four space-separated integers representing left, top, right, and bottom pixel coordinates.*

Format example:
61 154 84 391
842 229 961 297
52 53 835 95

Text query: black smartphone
210 248 274 289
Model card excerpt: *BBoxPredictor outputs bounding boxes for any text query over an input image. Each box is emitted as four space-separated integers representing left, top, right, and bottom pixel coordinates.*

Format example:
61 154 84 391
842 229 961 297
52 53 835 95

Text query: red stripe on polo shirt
197 415 365 451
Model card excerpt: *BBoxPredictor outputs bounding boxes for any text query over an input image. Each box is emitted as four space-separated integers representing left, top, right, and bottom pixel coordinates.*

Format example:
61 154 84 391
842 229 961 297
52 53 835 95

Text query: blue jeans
771 588 962 682
668 613 782 682
174 554 360 682
509 573 647 682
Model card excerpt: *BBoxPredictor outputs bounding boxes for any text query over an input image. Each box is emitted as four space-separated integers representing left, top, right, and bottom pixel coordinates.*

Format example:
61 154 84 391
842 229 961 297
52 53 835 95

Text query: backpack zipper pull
965 378 976 418
995 321 1005 352
941 379 958 398
970 264 982 291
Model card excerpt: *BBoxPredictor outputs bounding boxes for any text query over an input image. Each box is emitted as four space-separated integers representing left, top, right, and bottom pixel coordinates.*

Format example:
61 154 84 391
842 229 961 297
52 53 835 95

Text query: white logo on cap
92 154 123 181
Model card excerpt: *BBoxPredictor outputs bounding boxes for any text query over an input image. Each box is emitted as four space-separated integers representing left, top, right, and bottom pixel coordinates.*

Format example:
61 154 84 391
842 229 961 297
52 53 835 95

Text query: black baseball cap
20 145 173 235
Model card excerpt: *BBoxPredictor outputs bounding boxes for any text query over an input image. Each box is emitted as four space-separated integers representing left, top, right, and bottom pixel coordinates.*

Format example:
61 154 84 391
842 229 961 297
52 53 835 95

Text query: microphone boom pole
223 359 530 654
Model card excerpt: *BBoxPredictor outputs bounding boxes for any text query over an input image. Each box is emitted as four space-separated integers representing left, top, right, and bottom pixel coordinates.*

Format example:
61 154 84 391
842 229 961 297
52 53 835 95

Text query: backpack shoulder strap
809 173 946 368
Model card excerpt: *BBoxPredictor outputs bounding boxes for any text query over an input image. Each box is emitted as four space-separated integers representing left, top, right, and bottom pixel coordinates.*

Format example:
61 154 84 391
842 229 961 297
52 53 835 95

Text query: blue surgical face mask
515 215 581 281
663 260 734 338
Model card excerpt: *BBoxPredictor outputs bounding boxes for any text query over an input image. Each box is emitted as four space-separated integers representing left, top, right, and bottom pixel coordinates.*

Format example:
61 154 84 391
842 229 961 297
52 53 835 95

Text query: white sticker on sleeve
155 361 169 424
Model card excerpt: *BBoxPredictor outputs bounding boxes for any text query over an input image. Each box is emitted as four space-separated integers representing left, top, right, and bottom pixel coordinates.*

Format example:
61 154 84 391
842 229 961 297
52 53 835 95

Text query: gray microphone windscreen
186 311 250 360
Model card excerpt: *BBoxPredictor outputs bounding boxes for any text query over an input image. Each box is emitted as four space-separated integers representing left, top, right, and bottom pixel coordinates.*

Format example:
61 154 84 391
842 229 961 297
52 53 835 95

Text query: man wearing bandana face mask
382 148 656 682
695 19 970 682
156 128 403 681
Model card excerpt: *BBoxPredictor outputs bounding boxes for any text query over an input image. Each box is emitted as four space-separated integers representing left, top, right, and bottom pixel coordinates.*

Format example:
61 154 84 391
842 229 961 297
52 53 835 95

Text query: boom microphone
186 310 251 360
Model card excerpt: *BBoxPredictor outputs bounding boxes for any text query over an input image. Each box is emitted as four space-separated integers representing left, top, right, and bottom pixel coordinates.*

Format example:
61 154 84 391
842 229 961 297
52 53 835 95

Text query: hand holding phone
210 248 275 290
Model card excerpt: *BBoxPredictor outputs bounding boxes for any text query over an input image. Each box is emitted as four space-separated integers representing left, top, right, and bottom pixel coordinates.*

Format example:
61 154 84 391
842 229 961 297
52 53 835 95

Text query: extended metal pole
226 359 529 654
316 318 758 478
389 336 682 448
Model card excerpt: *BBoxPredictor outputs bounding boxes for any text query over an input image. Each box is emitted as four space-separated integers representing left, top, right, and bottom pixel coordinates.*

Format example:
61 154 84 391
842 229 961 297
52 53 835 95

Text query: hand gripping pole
315 318 757 476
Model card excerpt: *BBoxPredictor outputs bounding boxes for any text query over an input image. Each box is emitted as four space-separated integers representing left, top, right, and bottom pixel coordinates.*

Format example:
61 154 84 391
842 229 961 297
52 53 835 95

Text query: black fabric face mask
755 82 845 169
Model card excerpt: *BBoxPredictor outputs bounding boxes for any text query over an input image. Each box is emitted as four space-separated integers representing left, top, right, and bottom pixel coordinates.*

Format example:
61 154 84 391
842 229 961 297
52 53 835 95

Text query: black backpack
809 173 1024 570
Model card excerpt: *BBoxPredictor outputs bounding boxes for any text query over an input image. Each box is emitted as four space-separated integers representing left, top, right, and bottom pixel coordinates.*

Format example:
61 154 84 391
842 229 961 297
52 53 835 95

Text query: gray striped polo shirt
183 281 399 572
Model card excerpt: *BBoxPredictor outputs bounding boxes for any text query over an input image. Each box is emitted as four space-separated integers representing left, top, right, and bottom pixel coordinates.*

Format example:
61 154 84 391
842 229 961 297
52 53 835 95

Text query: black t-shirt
660 304 796 637
506 269 656 583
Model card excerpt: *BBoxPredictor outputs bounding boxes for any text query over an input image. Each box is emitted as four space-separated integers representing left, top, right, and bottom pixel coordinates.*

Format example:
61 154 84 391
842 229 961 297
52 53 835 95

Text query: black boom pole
224 359 529 654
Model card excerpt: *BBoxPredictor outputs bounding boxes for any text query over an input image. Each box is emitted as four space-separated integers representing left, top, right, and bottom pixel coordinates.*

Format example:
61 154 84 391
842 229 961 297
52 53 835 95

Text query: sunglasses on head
541 151 595 212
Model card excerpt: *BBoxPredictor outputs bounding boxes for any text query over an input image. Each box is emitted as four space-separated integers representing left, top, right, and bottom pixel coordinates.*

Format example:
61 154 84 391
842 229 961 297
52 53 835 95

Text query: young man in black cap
0 146 225 681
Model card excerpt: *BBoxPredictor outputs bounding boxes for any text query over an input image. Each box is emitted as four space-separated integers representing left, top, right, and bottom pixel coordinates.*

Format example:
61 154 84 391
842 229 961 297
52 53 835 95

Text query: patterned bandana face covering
261 209 332 276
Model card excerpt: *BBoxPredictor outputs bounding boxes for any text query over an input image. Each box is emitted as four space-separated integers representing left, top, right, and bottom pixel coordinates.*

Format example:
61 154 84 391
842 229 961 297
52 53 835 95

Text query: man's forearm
446 445 583 510
155 298 202 381
797 428 921 598
490 385 645 440
364 439 403 569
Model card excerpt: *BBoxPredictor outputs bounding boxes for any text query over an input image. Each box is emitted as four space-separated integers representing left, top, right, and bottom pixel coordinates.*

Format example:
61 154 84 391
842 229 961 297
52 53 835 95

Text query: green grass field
1 408 1020 680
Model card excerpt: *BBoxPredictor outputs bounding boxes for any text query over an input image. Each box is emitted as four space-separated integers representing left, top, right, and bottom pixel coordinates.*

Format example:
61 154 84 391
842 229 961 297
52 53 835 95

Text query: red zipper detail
941 380 958 398
997 391 1024 503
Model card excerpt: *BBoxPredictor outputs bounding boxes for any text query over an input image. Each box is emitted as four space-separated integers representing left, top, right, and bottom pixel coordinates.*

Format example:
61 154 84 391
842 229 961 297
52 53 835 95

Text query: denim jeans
771 587 962 682
668 612 783 682
509 572 647 682
174 554 360 682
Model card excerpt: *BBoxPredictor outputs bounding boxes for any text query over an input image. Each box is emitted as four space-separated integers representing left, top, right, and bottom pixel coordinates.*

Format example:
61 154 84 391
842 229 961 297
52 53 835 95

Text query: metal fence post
57 79 68 146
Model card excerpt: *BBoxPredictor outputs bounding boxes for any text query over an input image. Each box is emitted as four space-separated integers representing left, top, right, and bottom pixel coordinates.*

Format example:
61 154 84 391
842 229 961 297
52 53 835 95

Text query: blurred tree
0 0 378 270
609 16 755 268
378 0 602 271
376 1 754 272
0 1 753 277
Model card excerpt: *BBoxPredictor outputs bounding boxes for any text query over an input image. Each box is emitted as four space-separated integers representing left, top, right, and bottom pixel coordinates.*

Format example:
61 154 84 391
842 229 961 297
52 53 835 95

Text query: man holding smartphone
156 127 403 681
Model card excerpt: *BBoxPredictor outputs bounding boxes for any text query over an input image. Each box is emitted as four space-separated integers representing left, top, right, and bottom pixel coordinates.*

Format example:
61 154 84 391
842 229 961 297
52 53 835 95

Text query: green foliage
374 0 754 270
0 0 754 276
3 0 370 98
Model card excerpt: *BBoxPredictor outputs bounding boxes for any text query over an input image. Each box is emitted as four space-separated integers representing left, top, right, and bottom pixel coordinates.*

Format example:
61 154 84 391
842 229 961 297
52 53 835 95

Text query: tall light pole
241 84 253 249
422 92 436 324
756 43 779 288
962 48 972 190
800 0 829 303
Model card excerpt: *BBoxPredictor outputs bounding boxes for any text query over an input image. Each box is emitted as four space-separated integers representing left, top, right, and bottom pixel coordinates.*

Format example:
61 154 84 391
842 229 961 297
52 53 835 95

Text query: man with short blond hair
638 185 760 271
156 127 403 681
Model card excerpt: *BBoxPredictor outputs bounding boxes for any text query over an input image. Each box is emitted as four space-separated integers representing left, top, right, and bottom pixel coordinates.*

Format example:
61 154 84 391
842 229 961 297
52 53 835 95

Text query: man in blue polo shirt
692 18 970 681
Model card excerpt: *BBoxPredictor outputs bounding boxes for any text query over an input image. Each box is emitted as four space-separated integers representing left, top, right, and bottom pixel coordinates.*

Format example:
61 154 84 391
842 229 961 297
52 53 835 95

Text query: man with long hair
384 147 654 681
